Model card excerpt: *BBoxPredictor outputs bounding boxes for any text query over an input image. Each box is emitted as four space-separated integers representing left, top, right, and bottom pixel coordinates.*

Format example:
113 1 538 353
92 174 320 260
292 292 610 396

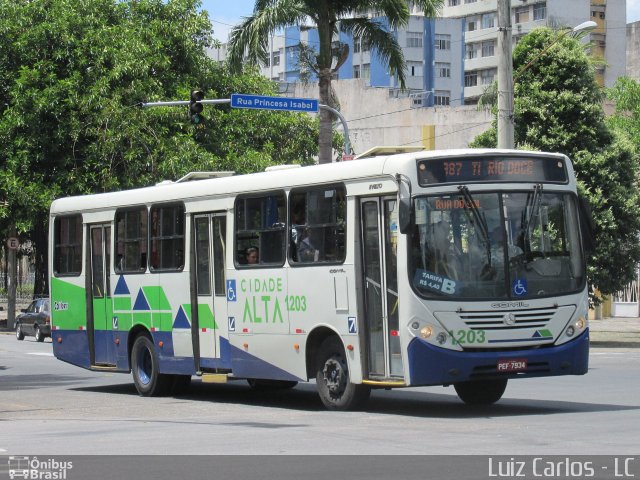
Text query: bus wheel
454 379 508 405
247 379 298 390
131 334 171 396
315 337 370 411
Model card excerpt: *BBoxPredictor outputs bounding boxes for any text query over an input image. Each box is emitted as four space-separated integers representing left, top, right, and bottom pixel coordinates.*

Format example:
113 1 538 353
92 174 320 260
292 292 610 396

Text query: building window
466 43 477 59
464 0 477 3
53 215 83 276
272 50 281 66
362 63 371 80
353 64 361 78
481 68 497 85
435 34 451 50
515 6 529 24
115 207 148 274
149 204 185 272
448 0 460 5
435 62 451 78
235 192 286 266
406 32 423 48
481 40 495 57
354 38 361 53
289 185 347 264
482 12 495 29
467 20 477 32
434 91 451 106
409 62 424 77
533 3 546 21
464 71 478 87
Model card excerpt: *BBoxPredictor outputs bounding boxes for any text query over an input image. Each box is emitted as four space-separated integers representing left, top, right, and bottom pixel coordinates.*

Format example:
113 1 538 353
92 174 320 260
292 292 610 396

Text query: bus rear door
89 224 115 366
192 213 228 370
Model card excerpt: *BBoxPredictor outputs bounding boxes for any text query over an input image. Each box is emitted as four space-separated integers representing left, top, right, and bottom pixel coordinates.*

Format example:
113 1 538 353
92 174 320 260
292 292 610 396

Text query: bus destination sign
417 156 568 186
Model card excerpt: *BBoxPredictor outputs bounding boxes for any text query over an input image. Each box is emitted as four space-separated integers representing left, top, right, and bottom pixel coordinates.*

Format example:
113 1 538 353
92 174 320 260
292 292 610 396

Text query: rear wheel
315 336 370 411
131 334 171 396
454 379 508 405
34 325 44 342
16 324 24 341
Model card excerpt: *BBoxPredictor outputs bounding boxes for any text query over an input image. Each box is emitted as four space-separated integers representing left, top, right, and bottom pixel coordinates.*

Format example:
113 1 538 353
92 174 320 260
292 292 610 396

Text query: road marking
27 352 54 356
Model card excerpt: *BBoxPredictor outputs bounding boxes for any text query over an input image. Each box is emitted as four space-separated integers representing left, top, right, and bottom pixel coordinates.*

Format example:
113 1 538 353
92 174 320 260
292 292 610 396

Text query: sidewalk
1 311 639 347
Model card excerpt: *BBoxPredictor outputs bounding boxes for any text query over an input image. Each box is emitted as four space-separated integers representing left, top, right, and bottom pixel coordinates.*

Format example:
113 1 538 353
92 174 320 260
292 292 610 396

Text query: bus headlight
420 326 433 339
565 316 587 338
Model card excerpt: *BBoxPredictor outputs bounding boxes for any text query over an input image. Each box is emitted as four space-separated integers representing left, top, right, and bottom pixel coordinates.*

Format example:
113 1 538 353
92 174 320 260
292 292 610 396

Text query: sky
202 0 640 42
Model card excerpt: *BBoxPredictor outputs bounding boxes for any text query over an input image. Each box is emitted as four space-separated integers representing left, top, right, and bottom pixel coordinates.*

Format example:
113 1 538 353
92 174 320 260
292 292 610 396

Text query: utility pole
7 225 18 330
497 0 515 149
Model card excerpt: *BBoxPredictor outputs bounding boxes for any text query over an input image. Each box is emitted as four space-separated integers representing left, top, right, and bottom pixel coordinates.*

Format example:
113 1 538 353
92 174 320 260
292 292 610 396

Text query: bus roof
50 149 568 215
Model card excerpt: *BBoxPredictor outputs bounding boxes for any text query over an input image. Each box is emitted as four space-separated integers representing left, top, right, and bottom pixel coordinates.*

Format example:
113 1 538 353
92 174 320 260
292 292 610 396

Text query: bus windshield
410 190 585 299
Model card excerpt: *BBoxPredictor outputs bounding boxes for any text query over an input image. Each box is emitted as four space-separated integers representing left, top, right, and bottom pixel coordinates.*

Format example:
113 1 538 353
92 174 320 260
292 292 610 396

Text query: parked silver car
15 298 51 342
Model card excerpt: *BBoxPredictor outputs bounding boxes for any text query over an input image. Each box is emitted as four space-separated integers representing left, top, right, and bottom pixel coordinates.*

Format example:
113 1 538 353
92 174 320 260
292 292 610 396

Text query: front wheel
34 325 44 342
454 378 508 405
16 324 24 341
315 336 370 411
131 334 171 396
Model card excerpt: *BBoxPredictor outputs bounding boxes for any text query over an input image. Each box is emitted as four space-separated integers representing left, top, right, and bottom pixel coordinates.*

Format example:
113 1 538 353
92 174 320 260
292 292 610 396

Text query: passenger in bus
297 228 319 262
245 247 259 264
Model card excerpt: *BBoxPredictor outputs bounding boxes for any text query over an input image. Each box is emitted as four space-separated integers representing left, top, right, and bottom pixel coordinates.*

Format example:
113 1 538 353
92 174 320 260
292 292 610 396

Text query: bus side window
235 193 286 267
289 185 346 265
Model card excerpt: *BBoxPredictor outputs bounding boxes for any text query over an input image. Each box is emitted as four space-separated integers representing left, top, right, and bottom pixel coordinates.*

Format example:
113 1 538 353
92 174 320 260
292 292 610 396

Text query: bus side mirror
578 195 595 253
397 174 412 234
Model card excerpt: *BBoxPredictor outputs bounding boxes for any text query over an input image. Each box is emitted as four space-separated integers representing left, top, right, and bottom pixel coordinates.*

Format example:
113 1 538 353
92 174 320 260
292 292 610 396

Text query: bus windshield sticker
512 278 528 297
414 269 457 295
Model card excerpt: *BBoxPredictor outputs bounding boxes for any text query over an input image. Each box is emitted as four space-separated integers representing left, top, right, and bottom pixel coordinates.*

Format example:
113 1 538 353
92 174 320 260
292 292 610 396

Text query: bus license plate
497 358 527 372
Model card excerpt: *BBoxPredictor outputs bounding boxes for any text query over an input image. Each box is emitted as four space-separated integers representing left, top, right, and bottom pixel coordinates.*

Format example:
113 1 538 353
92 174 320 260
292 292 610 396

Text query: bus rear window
53 215 83 276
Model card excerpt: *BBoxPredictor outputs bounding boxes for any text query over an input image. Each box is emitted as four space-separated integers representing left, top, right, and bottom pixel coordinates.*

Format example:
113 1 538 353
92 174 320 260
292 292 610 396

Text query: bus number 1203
448 329 486 345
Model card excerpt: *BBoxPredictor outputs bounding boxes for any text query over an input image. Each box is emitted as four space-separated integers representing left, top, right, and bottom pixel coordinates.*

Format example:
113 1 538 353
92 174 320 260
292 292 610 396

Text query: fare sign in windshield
417 156 568 185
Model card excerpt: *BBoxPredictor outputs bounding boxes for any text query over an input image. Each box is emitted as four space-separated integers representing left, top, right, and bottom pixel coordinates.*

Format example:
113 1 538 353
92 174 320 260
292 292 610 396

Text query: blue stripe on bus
229 340 303 382
407 329 589 386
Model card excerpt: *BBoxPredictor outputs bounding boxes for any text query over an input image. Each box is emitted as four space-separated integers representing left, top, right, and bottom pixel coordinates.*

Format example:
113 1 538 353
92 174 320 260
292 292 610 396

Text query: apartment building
442 0 626 100
252 16 465 107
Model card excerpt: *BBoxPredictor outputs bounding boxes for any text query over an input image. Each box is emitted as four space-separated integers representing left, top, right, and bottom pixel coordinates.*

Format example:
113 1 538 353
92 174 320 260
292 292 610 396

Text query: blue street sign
231 94 319 113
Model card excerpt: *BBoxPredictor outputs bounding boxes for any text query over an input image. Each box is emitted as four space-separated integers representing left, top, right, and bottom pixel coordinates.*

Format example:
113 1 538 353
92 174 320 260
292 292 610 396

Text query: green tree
471 27 640 299
608 76 640 154
0 0 319 295
226 0 443 164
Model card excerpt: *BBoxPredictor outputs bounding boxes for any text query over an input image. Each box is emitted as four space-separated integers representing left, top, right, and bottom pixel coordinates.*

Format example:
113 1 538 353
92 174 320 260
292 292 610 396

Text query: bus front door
192 213 228 369
89 224 115 366
360 198 403 380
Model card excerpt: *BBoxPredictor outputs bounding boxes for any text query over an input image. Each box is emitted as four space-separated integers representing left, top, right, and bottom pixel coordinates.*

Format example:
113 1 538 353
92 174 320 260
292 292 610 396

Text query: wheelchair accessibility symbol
512 278 528 296
226 280 237 302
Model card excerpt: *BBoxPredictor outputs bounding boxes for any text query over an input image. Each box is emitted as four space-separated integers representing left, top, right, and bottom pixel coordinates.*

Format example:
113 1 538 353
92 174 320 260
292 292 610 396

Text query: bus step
201 373 229 384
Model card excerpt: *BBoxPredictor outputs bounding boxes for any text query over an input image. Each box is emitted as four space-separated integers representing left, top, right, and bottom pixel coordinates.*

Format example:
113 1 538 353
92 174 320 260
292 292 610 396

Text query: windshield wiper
458 186 491 264
523 184 543 258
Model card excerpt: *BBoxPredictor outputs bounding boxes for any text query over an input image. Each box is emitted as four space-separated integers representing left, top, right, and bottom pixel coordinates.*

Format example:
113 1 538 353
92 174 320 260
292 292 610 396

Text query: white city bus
49 148 592 410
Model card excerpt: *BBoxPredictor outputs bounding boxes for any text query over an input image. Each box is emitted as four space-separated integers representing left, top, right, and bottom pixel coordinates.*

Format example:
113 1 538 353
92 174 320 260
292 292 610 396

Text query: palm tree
227 0 443 164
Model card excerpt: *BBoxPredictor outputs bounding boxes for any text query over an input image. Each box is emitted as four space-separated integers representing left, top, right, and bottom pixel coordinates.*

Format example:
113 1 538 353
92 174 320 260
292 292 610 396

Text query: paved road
1 334 639 458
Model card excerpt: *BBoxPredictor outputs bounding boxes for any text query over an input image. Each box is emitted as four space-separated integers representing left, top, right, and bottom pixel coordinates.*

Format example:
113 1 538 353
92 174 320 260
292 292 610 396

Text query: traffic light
189 90 204 124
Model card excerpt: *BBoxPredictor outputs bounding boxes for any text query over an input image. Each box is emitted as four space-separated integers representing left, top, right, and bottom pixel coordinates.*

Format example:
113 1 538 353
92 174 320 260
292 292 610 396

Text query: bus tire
247 379 298 390
131 334 171 397
315 336 370 411
454 378 508 405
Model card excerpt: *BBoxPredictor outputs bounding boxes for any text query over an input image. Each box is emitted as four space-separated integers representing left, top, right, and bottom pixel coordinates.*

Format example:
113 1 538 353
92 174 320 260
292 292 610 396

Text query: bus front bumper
407 329 589 386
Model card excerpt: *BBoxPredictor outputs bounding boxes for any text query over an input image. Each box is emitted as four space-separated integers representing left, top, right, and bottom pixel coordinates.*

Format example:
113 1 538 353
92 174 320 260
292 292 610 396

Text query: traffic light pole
141 98 351 157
